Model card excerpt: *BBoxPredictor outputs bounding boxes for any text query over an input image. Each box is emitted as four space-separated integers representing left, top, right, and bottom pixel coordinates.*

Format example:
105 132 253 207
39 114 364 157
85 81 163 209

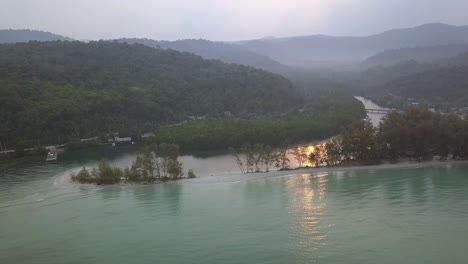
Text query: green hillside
0 41 301 148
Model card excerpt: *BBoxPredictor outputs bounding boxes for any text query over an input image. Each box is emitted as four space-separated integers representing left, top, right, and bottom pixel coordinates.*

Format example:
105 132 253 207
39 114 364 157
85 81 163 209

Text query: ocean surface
2 98 467 263
1 157 468 264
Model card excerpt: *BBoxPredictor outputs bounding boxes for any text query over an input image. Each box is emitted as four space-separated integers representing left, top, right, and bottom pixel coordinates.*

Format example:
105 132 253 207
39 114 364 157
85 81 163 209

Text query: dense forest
155 93 366 151
0 41 302 150
360 50 468 108
206 108 468 174
371 65 468 108
306 109 468 167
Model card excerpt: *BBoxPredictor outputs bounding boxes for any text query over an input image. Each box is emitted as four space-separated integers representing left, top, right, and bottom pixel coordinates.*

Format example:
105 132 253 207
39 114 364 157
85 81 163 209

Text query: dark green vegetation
71 160 124 185
307 109 468 167
361 50 468 109
230 143 291 173
4 24 468 157
155 94 365 151
71 143 184 184
187 169 196 179
371 65 468 108
0 41 301 150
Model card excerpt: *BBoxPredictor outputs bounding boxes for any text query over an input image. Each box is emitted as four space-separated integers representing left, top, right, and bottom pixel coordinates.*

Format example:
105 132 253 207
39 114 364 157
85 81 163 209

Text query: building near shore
114 137 132 144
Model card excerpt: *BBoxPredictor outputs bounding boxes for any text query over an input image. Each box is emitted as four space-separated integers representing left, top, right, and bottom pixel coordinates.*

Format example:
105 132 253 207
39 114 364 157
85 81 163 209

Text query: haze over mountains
362 44 468 67
366 50 468 106
236 23 468 67
2 23 468 111
116 38 291 74
3 23 468 72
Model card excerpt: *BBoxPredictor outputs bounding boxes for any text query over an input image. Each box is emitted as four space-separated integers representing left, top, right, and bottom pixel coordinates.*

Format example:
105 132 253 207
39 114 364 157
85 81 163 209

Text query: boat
46 152 58 162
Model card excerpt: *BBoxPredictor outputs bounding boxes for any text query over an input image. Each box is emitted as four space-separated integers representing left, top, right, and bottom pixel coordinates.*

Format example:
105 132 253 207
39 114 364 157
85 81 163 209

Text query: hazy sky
1 0 468 40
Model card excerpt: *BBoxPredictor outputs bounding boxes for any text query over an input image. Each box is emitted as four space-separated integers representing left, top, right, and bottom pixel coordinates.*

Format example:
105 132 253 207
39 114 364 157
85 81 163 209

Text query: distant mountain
366 51 468 107
117 38 291 74
361 60 435 86
362 44 468 67
0 29 73 43
362 50 468 85
372 65 468 107
236 23 468 67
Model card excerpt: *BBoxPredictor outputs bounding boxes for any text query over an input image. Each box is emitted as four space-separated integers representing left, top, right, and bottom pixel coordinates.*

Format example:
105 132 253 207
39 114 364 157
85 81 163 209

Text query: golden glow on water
288 173 330 250
2 160 468 263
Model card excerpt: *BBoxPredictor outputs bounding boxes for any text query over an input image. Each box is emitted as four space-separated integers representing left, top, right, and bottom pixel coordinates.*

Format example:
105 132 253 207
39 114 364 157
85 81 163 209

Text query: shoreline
5 159 466 211
178 159 468 184
68 159 468 188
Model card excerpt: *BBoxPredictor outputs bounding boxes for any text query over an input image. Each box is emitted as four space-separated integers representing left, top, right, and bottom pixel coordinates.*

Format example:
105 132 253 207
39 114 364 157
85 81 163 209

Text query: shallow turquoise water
1 158 468 263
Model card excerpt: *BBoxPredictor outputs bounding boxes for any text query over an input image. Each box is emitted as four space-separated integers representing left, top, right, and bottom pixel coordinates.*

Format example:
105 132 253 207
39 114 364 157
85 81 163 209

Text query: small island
72 108 468 185
71 143 195 185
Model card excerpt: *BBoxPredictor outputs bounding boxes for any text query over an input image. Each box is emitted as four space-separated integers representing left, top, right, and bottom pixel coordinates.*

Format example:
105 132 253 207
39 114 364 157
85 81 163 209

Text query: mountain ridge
0 29 73 43
362 43 468 67
235 23 468 67
116 38 291 74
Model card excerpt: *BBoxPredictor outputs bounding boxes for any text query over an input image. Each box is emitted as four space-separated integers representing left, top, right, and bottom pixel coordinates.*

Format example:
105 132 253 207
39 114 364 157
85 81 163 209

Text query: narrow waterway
354 96 390 127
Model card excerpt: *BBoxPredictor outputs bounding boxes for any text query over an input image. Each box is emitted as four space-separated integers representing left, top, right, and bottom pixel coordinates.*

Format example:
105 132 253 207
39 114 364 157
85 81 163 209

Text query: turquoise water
1 151 468 263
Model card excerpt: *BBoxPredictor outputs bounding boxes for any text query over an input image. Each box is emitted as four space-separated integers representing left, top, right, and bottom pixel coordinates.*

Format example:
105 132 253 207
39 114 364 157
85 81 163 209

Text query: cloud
0 0 467 40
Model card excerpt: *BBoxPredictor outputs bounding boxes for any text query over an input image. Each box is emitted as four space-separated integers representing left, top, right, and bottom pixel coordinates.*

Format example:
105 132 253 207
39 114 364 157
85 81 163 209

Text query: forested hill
372 65 468 107
362 44 468 67
117 38 291 74
0 41 301 148
358 50 468 88
363 50 468 108
0 29 73 43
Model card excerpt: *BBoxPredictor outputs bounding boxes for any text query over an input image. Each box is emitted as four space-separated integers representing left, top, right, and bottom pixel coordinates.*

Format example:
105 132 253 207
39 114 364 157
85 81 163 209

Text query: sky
1 0 468 41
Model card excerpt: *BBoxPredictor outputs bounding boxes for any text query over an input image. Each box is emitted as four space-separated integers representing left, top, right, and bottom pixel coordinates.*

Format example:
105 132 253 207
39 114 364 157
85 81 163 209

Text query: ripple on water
2 161 468 264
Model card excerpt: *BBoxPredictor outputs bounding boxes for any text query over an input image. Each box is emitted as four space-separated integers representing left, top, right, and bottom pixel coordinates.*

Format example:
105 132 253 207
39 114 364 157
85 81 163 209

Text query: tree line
230 143 291 173
307 109 468 167
71 143 188 184
232 108 468 173
0 41 301 151
156 95 366 151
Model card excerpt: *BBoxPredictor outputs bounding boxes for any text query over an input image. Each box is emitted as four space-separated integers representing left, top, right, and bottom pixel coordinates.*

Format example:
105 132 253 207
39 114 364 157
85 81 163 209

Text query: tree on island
71 143 185 184
340 121 382 164
309 144 327 167
231 143 291 173
275 141 291 171
71 160 123 185
325 138 342 166
290 146 308 167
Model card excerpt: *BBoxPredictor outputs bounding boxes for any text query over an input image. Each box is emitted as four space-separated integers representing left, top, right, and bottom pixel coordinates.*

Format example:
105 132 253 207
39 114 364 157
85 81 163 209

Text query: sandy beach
179 159 468 184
